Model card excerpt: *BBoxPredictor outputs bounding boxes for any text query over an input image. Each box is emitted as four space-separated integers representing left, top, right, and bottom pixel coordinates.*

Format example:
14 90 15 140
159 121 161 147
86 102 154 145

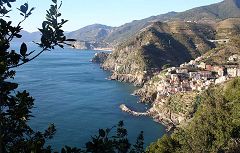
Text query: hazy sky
8 0 223 32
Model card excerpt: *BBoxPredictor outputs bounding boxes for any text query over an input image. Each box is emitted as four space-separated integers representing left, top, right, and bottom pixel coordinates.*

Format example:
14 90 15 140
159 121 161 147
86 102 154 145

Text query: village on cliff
120 53 240 130
156 54 240 95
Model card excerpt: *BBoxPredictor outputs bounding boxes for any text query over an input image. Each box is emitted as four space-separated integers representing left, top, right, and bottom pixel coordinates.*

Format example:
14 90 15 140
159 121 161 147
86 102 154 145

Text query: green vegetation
146 135 180 153
162 64 171 70
82 121 145 153
216 18 240 39
148 78 240 153
166 92 198 114
151 75 162 82
202 36 240 65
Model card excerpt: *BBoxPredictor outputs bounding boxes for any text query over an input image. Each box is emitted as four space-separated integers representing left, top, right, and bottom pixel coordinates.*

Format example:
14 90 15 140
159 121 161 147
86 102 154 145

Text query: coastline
93 48 113 52
90 52 170 131
70 44 113 51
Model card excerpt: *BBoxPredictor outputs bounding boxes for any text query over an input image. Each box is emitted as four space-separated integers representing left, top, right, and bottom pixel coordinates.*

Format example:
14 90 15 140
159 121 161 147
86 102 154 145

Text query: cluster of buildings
155 54 240 97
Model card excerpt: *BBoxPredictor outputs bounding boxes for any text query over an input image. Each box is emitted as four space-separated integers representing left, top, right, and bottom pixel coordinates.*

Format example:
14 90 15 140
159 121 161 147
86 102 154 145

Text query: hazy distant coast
93 48 113 51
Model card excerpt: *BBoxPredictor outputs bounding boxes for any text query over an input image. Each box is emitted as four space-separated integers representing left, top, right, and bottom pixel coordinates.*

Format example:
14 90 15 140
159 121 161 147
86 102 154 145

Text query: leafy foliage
84 121 144 153
0 0 75 152
146 135 180 153
0 0 146 152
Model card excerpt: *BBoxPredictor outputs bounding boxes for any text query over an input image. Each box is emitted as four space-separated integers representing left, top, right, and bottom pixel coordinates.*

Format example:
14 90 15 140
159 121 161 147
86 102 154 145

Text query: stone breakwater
120 104 175 131
119 104 149 116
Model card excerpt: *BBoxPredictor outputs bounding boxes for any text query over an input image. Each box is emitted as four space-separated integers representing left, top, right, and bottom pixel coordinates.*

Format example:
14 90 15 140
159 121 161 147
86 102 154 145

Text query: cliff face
102 46 148 85
73 41 94 50
102 21 215 86
72 41 112 50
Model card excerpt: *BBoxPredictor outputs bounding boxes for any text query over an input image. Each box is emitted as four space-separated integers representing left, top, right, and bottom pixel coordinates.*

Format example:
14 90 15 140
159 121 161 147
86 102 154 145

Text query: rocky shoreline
107 73 147 86
91 52 180 130
90 52 147 86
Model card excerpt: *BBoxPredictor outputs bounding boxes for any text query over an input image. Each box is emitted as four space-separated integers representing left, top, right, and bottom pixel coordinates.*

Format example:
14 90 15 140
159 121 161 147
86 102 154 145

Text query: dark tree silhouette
0 0 145 153
0 0 74 152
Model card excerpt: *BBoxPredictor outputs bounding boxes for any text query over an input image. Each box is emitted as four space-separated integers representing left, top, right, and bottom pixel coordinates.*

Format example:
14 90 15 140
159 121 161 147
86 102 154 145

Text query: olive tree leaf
52 0 57 4
20 42 27 57
18 3 28 14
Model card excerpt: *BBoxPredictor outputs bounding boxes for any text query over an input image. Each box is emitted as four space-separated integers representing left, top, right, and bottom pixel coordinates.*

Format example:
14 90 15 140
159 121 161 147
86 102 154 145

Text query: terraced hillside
215 18 240 39
173 0 240 23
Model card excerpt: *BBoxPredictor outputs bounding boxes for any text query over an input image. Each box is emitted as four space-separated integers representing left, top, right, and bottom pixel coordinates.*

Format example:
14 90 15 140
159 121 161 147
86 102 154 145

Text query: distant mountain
13 30 41 42
107 0 240 44
66 24 113 42
69 0 240 48
18 0 240 49
172 0 240 22
105 12 178 44
66 12 178 49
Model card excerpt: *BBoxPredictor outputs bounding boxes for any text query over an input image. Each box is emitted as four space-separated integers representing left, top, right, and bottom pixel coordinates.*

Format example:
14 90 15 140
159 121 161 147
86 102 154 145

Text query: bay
13 46 165 150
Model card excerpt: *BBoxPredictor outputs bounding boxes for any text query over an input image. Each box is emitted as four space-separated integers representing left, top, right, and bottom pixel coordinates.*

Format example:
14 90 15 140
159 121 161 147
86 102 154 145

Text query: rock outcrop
72 41 94 50
91 52 110 64
73 41 111 50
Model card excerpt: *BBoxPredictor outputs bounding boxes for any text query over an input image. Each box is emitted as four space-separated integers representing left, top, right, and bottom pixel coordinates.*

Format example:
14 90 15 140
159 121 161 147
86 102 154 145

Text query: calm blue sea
13 45 165 150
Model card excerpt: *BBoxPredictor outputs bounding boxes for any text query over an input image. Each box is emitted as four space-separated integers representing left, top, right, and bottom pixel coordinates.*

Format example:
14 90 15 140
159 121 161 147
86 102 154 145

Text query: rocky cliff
102 21 215 86
73 41 94 50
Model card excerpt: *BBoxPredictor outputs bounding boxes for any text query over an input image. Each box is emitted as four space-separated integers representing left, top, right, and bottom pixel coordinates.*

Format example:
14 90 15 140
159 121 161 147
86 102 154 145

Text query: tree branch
7 17 27 42
7 48 48 69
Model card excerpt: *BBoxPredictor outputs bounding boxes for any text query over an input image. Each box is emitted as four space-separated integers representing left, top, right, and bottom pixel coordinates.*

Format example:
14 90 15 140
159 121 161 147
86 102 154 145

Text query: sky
7 0 223 32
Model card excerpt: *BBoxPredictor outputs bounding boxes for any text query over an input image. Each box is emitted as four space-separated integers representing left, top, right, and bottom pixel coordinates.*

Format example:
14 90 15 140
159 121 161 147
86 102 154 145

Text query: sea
13 44 165 150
